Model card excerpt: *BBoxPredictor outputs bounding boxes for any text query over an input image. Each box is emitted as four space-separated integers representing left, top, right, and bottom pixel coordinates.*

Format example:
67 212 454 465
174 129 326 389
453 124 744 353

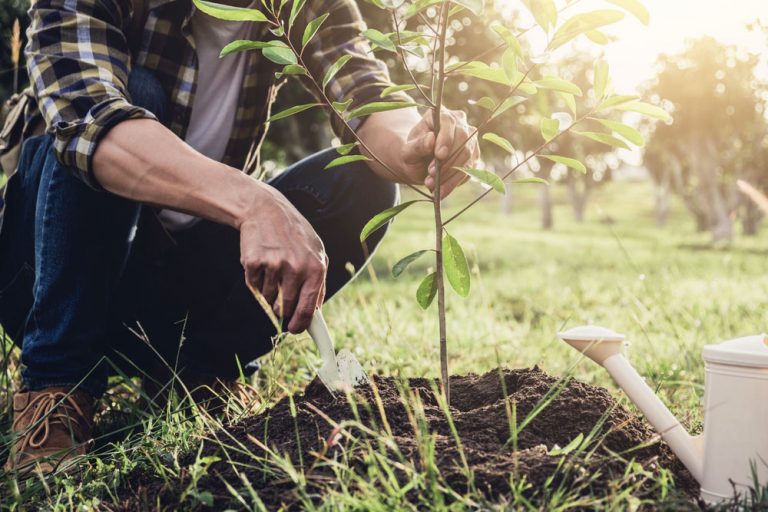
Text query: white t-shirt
158 4 255 231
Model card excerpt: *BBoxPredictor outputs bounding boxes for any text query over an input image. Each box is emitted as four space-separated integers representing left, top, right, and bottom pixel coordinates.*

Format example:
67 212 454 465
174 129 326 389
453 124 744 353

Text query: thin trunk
432 3 450 404
655 168 670 227
540 185 553 229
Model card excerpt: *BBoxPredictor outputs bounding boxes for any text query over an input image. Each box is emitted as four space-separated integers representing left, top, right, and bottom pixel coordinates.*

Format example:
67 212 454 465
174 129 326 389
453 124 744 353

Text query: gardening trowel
308 310 368 393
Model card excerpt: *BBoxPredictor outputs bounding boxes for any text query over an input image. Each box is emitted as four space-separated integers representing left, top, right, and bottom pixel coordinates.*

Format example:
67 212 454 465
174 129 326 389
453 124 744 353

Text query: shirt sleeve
26 0 157 189
289 0 413 143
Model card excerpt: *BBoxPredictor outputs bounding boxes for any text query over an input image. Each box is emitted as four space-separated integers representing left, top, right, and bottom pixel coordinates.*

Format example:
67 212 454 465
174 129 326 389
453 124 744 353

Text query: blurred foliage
0 0 29 104
644 36 768 241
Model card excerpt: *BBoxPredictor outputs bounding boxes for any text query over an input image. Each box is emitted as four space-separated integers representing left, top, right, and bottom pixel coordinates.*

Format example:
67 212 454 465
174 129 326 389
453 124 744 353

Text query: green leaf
322 55 353 89
220 39 284 58
594 61 609 99
575 131 630 150
278 64 307 77
549 433 585 456
302 13 329 49
522 0 557 30
416 272 438 309
550 10 625 50
193 0 268 21
482 132 514 153
324 154 370 170
362 28 396 52
404 0 443 20
393 250 429 278
459 167 506 194
492 23 522 57
599 94 639 110
347 101 420 120
459 62 513 86
606 0 649 25
268 103 319 122
585 30 610 45
502 48 518 81
541 118 560 141
453 0 482 15
593 118 644 146
556 91 576 115
614 101 670 120
263 46 297 65
534 77 583 96
331 98 353 112
360 200 420 242
443 234 470 298
381 84 417 97
470 96 497 110
333 142 358 155
492 96 527 119
289 0 306 27
542 155 586 173
511 177 549 185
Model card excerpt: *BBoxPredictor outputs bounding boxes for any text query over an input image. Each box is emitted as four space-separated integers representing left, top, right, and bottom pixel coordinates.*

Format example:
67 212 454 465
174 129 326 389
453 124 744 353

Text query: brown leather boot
4 387 95 475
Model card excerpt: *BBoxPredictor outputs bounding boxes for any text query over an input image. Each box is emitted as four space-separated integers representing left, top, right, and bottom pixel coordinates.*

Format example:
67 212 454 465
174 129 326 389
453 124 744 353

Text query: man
0 0 479 474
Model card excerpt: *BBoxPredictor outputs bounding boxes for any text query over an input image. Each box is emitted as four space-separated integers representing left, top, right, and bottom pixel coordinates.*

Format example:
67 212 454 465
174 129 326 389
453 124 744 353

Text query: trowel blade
336 349 369 387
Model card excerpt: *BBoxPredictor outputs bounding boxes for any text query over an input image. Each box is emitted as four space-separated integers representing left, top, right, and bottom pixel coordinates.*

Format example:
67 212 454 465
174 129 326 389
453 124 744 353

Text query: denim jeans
0 68 398 398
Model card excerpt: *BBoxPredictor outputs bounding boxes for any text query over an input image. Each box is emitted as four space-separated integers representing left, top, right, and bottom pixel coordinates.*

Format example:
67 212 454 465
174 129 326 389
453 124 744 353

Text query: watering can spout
558 326 705 483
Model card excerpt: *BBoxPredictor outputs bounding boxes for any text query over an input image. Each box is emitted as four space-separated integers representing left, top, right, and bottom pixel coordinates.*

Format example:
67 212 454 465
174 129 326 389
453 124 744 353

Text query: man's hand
238 185 327 334
358 108 480 198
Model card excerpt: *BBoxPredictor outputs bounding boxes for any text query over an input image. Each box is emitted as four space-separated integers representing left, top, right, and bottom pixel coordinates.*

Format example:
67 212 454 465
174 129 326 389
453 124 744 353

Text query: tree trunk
655 168 670 227
540 185 553 230
693 138 732 243
566 171 589 223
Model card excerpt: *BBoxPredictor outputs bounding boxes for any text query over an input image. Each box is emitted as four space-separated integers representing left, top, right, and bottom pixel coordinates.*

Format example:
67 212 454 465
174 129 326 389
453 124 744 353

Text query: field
3 180 768 510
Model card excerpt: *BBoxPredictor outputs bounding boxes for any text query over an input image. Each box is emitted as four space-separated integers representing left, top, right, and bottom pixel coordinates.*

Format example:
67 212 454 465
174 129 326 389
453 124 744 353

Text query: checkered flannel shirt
23 0 409 188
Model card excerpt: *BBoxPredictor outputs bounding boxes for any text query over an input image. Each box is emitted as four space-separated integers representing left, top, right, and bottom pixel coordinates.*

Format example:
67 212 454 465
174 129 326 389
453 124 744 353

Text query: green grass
3 180 768 510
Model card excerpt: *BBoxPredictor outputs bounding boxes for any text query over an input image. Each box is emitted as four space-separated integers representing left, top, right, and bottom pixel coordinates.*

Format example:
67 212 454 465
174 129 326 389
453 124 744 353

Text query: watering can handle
308 310 337 365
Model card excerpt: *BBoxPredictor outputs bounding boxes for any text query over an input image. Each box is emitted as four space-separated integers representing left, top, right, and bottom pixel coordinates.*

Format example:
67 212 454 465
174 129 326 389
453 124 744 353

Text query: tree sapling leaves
542 155 587 173
193 0 268 21
393 250 430 278
331 99 353 112
443 233 470 298
585 30 610 45
534 77 583 96
333 141 359 155
511 177 549 185
540 117 560 141
263 46 297 65
593 118 644 146
549 10 625 50
491 23 522 57
459 167 506 194
347 101 421 120
598 94 639 110
268 103 319 122
594 60 609 99
360 200 422 242
302 13 329 49
575 131 631 150
381 84 417 97
362 29 397 52
614 101 670 120
323 55 353 89
606 0 650 25
289 0 306 27
522 0 557 31
482 132 514 153
220 39 284 58
325 154 371 170
276 64 307 78
458 62 513 86
452 0 482 16
416 272 438 309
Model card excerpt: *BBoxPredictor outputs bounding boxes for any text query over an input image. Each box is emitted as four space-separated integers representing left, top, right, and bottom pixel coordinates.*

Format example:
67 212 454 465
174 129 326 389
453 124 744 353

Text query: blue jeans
0 68 397 398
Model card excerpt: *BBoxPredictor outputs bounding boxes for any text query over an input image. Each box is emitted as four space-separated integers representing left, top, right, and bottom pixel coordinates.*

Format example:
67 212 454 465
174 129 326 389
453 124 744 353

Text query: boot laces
13 391 87 451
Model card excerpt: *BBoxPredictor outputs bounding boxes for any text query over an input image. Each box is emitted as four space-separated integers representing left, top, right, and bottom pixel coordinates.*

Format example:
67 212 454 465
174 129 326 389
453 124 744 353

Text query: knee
127 67 168 124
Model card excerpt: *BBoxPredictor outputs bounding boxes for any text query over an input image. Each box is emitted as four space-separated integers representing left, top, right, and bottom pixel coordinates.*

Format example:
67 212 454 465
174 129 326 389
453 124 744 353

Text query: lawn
3 180 768 510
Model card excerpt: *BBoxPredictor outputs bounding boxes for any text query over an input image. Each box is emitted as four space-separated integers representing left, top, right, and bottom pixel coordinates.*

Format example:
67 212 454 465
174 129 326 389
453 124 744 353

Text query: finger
262 268 279 306
244 267 264 296
402 131 436 164
275 273 302 322
440 171 469 199
288 274 324 334
435 111 457 161
445 146 474 173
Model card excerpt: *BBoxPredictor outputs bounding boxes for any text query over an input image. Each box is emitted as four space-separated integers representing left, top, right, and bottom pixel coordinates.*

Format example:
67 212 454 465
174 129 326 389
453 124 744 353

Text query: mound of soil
122 368 699 509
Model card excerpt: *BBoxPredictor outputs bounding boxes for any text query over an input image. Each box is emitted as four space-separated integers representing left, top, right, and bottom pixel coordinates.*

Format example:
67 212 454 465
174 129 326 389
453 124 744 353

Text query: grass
2 179 768 510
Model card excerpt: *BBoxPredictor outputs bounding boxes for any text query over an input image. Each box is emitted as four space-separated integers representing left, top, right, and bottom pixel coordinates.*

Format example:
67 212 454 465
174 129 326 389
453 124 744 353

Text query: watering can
558 325 768 503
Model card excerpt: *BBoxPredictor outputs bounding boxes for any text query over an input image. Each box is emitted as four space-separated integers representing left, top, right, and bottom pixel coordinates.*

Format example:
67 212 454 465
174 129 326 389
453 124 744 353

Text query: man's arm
93 119 327 334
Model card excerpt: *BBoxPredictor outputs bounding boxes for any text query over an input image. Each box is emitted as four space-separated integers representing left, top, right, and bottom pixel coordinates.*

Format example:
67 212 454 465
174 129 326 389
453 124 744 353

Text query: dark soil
119 367 700 509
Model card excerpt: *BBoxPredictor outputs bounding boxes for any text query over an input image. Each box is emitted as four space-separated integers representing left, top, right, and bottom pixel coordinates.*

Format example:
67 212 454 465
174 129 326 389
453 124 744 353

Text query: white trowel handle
308 310 337 365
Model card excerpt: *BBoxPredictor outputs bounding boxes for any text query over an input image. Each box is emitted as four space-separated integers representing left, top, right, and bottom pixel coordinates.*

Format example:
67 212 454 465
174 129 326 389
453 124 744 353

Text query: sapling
192 0 668 402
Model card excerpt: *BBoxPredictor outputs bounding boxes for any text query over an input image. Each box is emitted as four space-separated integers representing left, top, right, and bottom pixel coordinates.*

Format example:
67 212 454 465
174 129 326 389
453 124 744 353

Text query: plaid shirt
22 0 408 189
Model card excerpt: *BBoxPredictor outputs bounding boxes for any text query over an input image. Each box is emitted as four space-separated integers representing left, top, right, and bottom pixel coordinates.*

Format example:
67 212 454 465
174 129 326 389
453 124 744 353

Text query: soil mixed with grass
120 367 699 509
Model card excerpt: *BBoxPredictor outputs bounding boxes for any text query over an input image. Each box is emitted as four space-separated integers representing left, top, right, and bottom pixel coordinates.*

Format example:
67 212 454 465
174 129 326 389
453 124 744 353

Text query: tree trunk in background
654 168 670 227
693 137 732 243
540 185 553 229
566 171 590 223
501 185 513 215
669 154 712 233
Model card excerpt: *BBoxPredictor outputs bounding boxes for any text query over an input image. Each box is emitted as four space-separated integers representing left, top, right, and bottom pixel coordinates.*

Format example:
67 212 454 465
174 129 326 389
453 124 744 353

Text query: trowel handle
308 310 337 364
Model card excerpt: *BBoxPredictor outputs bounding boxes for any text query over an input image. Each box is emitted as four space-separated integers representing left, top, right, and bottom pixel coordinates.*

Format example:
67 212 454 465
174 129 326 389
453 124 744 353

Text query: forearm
92 118 265 229
357 108 422 184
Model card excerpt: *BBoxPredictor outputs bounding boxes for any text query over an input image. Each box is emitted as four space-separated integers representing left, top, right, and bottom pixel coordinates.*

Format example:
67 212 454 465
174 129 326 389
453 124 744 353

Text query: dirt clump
121 367 700 509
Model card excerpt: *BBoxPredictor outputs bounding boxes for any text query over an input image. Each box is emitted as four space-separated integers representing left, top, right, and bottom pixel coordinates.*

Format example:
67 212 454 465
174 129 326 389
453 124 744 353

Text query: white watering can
558 325 768 503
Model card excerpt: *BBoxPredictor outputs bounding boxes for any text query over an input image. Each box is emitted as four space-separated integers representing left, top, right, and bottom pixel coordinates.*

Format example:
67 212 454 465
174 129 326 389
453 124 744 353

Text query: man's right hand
237 184 327 334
